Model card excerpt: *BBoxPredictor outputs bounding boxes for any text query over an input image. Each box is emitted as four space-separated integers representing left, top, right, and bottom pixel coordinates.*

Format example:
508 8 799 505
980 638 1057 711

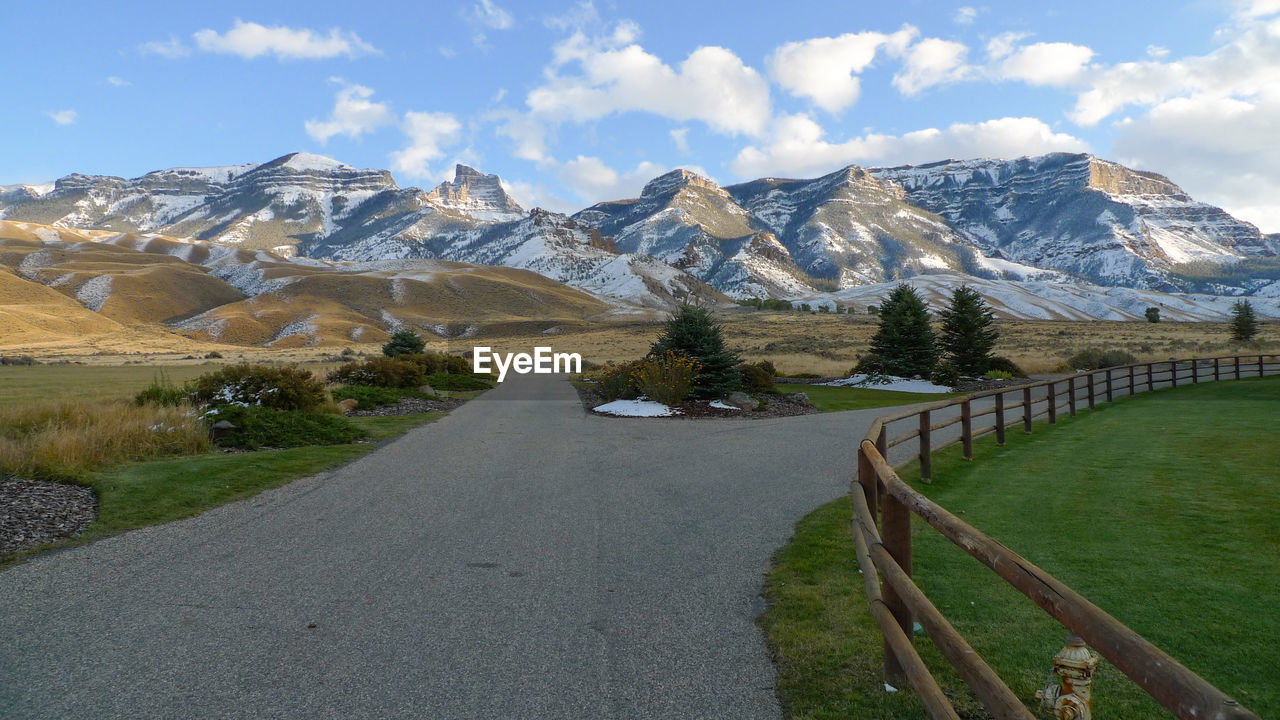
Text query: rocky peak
1087 157 1187 198
640 169 721 198
425 164 524 221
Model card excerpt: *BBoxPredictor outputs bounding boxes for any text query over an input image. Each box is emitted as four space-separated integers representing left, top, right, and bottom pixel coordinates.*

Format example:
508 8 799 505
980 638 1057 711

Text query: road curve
1 375 894 719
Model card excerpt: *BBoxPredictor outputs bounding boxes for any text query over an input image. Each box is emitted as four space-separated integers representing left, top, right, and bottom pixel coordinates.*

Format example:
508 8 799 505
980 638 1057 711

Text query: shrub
1067 347 1137 370
0 355 36 366
383 330 426 357
631 352 699 405
397 351 471 376
739 361 777 393
930 361 961 388
426 372 493 391
596 361 644 401
1145 307 1161 323
867 284 938 378
328 357 426 389
0 400 210 481
331 385 403 409
134 371 186 407
985 370 1015 380
187 364 329 412
986 356 1027 378
203 405 367 450
649 303 741 398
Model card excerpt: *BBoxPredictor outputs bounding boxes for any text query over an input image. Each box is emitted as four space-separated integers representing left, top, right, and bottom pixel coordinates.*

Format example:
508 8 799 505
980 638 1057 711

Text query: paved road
1 375 896 720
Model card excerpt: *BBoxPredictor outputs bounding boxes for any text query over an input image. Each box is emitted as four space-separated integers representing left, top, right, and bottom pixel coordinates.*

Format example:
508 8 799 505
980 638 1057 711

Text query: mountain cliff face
424 164 524 222
868 153 1279 292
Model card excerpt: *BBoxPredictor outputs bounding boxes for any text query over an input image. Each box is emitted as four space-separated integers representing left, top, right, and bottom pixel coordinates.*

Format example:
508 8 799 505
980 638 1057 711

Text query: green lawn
785 383 960 412
763 376 1280 719
2 412 442 565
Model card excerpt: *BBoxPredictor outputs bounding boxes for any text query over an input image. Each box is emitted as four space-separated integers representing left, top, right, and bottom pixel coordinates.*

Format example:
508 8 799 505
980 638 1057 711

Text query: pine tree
383 330 425 357
1230 300 1259 343
649 303 741 398
938 286 999 376
865 284 938 377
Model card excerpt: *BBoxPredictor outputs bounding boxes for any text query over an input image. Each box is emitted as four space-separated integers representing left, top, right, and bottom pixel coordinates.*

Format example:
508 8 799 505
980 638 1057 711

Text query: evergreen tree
383 330 425 357
1230 300 1259 342
649 303 741 398
938 286 999 376
1145 307 1161 323
865 284 938 377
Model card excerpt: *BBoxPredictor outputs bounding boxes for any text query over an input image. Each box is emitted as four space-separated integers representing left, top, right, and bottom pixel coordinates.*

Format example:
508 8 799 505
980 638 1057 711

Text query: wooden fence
853 354 1278 720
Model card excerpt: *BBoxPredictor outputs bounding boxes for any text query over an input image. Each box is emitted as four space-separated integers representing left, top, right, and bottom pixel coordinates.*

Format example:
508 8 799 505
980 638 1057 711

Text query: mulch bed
951 377 1039 393
347 396 466 416
575 385 818 420
1 475 97 555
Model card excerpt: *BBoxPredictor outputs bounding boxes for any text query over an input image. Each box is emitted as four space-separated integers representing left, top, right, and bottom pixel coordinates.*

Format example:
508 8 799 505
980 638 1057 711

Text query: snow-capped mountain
425 164 525 222
869 153 1280 292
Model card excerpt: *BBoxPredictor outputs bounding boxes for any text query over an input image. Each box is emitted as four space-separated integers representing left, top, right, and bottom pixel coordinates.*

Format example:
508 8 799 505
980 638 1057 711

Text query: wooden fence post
1192 359 1199 383
1023 387 1033 433
961 400 973 460
1260 355 1265 378
1171 360 1179 388
1214 357 1220 381
995 392 1006 446
1235 356 1242 380
1068 376 1077 417
858 445 878 521
1148 363 1154 392
1047 381 1057 424
881 491 913 689
877 425 888 464
919 410 932 482
1129 365 1136 395
1106 369 1113 402
1086 372 1095 410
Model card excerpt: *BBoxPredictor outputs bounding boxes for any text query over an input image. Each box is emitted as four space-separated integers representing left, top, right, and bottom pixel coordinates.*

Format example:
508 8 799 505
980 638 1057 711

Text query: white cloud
527 26 772 136
492 110 553 163
139 36 189 58
999 42 1095 86
1231 0 1280 18
47 110 78 126
1069 15 1280 125
986 32 1029 61
106 76 130 87
500 178 578 213
469 0 514 30
558 156 665 202
390 111 463 178
439 46 457 58
893 38 973 95
1114 93 1280 232
305 80 394 144
769 29 915 112
543 1 600 32
733 114 1089 179
1146 45 1170 59
954 6 978 25
193 20 378 60
670 127 690 153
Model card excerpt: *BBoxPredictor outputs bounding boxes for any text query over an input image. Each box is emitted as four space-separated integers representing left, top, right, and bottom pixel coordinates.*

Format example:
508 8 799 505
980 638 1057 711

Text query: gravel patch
347 396 465 417
1 475 97 554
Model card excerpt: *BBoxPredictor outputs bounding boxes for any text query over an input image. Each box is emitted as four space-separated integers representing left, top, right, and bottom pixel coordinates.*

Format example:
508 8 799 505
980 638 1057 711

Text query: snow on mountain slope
869 153 1280 292
425 164 525 222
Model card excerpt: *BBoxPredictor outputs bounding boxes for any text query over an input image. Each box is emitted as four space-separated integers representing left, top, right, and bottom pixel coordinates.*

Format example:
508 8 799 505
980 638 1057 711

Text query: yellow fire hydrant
1036 635 1100 720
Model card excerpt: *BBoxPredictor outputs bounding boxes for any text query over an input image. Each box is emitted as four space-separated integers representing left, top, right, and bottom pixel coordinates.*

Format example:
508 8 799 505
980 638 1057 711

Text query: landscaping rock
0 475 97 554
722 391 756 410
337 398 359 414
783 391 812 406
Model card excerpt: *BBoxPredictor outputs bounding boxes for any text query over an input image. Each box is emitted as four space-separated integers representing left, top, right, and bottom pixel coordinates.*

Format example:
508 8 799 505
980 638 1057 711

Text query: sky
2 0 1279 231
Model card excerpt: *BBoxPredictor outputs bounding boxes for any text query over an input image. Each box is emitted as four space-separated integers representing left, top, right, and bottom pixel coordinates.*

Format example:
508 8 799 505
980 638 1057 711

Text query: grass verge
786 383 961 412
2 412 443 566
764 376 1279 719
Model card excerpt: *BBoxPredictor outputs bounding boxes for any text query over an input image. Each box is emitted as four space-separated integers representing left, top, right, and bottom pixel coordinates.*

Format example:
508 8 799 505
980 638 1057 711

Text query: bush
632 352 699 405
328 357 426 389
1067 347 1137 370
426 372 493 392
383 330 426 357
1145 307 1161 323
204 405 367 450
0 355 36 366
986 356 1027 378
332 385 402 409
397 351 471 376
0 400 210 481
985 370 1015 380
930 361 961 388
649 303 741 398
187 364 329 412
134 372 186 407
739 361 777 393
595 361 644 401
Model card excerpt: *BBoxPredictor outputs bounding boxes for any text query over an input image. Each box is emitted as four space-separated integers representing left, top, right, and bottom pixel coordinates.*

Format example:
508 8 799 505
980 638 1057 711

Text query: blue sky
3 0 1278 230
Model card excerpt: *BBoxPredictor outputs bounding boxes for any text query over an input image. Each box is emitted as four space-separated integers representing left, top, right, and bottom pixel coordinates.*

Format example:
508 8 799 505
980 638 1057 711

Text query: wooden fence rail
852 354 1277 719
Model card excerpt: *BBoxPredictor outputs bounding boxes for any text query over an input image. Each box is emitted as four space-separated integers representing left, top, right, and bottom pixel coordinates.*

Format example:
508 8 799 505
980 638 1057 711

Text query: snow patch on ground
74 275 113 311
709 400 741 410
822 374 953 393
592 399 680 417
